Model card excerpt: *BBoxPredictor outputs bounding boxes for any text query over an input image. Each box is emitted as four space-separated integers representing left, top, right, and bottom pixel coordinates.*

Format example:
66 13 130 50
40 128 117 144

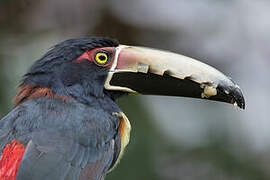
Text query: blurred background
0 0 269 179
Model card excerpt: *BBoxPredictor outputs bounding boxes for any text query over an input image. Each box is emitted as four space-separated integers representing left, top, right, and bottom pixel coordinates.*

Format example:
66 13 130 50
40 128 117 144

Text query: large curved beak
105 45 245 109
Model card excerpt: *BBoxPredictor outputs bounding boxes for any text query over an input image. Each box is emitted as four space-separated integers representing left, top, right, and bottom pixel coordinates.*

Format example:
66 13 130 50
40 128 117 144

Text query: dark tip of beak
213 83 245 109
233 88 245 109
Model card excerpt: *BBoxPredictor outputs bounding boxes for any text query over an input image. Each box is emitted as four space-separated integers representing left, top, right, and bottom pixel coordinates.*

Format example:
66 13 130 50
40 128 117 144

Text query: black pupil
99 55 106 61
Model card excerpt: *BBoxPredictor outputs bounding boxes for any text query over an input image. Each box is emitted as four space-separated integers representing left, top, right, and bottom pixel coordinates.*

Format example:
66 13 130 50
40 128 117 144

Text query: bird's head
14 37 245 109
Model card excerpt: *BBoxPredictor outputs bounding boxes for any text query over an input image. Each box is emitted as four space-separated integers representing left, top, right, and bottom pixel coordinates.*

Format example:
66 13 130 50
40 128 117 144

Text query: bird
0 37 245 180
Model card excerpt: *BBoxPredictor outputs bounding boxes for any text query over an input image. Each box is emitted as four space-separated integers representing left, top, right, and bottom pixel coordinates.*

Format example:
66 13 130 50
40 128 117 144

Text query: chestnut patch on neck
14 84 72 106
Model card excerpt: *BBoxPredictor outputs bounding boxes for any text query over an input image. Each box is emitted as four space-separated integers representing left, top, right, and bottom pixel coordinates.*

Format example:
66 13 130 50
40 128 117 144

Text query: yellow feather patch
109 112 131 172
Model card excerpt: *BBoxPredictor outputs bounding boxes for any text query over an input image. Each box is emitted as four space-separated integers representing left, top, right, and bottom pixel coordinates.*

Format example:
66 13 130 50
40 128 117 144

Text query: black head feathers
19 37 122 104
26 37 119 76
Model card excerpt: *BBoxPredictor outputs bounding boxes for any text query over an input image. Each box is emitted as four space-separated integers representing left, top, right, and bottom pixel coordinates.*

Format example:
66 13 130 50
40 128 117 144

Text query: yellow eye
95 52 108 65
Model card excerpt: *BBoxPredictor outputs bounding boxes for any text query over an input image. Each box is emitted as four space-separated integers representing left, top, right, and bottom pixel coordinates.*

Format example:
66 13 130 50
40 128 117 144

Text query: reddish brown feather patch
0 140 25 180
14 84 72 106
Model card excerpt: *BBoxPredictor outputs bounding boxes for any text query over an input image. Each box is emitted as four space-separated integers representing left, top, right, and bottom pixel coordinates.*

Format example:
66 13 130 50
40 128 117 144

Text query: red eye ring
75 47 115 68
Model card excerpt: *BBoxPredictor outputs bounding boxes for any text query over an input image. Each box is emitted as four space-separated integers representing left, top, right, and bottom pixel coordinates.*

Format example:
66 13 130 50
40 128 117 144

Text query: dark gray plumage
0 97 121 180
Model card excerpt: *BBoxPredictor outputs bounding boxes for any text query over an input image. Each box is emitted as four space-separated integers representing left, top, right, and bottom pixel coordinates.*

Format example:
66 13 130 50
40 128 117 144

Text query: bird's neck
14 83 122 113
14 84 72 106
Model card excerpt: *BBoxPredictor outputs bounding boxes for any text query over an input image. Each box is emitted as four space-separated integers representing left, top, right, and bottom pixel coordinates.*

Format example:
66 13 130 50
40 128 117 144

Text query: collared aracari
0 37 245 180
